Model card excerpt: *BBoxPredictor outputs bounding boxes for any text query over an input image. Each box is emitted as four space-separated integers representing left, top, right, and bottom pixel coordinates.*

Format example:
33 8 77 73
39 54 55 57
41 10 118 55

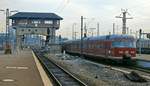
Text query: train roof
63 34 135 44
85 34 135 41
62 39 80 44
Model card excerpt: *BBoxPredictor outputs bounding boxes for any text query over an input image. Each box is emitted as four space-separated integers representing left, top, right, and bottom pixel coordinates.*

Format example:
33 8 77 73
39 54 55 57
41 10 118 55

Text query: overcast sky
0 0 150 39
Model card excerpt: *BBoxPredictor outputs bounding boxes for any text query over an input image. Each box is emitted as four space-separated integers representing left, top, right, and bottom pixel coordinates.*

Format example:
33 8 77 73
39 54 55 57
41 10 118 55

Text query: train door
104 41 108 58
107 41 111 57
105 41 110 58
105 35 111 58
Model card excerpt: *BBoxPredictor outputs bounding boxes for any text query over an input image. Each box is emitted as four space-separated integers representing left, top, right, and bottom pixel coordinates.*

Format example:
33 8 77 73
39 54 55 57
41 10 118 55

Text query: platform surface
136 54 150 61
0 50 45 86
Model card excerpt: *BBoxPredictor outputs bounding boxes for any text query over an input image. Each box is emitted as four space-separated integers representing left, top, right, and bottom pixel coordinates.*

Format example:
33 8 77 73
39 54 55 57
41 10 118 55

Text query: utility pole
135 31 138 39
72 23 74 40
109 32 111 35
113 23 115 34
89 28 96 37
6 9 9 40
72 23 77 40
130 29 132 35
116 25 119 34
0 8 18 54
84 23 87 38
116 9 133 34
139 29 142 55
97 22 100 36
81 16 84 57
74 32 78 40
126 27 129 34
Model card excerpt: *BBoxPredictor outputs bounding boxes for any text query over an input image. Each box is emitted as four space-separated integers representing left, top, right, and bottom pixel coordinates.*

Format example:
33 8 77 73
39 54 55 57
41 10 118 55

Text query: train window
99 43 102 48
112 41 136 48
100 44 102 48
90 44 92 48
83 44 86 48
88 44 90 48
97 45 100 48
101 43 103 48
87 44 89 48
96 45 98 48
92 44 94 48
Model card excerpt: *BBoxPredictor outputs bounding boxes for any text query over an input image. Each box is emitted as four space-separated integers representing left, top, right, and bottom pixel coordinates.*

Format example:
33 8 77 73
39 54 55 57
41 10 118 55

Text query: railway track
110 66 150 81
64 54 150 81
109 60 150 75
33 49 87 86
85 56 150 74
132 60 150 73
126 66 150 74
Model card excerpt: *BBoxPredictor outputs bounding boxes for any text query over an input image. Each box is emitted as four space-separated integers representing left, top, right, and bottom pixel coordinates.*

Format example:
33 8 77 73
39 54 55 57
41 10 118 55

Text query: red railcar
63 35 136 63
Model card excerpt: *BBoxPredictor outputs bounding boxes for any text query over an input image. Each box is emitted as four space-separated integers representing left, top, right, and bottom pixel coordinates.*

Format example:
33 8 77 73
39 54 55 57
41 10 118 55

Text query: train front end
111 35 136 64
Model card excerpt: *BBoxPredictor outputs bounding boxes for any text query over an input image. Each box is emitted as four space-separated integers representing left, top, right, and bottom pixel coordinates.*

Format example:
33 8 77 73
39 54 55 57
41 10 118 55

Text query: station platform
136 54 150 62
0 49 52 86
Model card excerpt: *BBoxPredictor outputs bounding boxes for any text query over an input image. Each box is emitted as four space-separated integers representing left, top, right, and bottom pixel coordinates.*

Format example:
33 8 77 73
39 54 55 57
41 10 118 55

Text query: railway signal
146 34 150 39
139 29 142 36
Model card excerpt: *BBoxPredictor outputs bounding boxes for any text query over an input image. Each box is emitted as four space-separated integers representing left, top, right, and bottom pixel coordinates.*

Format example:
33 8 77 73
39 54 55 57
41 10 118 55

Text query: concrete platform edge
32 51 53 86
137 59 150 62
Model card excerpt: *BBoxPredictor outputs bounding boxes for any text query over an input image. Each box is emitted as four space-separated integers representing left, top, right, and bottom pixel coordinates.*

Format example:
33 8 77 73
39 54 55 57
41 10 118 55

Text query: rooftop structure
9 12 63 20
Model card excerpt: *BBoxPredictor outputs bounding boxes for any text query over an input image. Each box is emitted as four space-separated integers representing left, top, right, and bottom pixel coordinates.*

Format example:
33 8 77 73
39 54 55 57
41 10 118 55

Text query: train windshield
112 41 136 48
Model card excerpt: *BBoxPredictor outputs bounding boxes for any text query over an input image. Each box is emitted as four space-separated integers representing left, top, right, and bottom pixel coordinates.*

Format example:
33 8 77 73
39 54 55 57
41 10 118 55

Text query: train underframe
65 50 136 65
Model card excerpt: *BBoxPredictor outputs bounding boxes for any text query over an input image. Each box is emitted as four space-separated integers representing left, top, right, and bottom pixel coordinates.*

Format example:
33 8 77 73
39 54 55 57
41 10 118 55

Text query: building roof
9 12 63 20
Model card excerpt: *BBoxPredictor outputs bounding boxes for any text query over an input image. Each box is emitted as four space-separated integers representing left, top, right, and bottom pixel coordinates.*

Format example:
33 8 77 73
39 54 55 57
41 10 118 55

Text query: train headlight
119 51 123 54
130 51 135 54
108 50 111 54
125 51 129 54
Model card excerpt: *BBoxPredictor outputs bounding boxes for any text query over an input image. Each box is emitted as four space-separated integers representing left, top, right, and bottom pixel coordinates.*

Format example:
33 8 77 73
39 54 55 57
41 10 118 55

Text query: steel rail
33 49 87 86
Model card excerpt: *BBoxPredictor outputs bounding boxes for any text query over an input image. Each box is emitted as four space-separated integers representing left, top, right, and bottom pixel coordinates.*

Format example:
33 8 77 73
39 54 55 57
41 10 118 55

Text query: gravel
46 53 150 86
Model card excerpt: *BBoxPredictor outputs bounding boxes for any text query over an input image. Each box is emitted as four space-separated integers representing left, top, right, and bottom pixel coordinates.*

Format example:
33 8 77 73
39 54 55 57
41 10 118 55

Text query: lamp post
72 23 76 40
0 8 18 54
84 18 95 37
74 32 78 40
81 16 84 57
89 28 96 37
139 29 142 55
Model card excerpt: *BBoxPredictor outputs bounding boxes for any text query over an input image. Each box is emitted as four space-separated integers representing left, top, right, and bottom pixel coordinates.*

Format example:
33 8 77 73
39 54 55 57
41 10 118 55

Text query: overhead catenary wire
55 0 70 13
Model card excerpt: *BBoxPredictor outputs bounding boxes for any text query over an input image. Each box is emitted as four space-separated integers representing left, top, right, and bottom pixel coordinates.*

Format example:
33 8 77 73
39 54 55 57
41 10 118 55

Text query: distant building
55 36 68 44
